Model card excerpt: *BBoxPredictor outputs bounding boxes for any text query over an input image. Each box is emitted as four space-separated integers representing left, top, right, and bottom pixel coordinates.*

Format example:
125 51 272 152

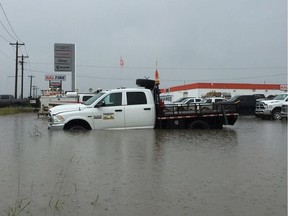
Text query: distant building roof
162 83 287 92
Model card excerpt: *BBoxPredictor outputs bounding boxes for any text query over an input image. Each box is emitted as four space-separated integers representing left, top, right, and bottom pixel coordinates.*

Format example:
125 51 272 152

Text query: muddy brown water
0 113 286 216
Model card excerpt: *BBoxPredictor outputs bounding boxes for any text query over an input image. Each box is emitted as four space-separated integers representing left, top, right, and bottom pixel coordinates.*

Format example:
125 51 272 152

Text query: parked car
198 97 228 111
255 93 288 120
0 94 29 108
253 94 266 101
217 95 256 115
201 97 227 104
266 95 276 100
173 97 195 103
281 101 288 119
174 97 202 105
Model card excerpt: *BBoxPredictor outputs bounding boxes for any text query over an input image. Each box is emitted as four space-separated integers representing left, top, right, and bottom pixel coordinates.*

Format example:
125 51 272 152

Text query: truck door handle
144 108 151 110
115 109 122 112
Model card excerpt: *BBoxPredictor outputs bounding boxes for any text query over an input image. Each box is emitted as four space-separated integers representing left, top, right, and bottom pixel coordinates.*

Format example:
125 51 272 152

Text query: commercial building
160 82 287 102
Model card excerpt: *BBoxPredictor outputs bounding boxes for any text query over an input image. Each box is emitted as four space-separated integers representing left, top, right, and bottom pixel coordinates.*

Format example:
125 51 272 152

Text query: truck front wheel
64 120 91 131
69 125 87 131
272 108 282 120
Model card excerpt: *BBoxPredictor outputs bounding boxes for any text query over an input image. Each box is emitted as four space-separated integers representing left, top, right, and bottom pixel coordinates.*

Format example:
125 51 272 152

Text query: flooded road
0 113 286 216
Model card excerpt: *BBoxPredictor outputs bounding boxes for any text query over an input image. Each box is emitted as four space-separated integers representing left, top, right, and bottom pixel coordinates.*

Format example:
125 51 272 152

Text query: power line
0 2 22 42
0 18 16 41
28 61 287 71
28 68 285 81
77 64 286 71
24 46 32 75
0 47 13 60
0 32 10 42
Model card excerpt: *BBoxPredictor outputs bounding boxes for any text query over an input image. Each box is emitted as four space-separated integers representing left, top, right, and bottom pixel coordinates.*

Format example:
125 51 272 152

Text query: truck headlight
53 115 65 123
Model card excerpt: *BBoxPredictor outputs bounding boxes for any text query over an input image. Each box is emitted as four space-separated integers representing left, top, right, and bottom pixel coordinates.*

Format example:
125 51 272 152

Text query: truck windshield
273 94 287 100
84 92 105 105
228 96 239 102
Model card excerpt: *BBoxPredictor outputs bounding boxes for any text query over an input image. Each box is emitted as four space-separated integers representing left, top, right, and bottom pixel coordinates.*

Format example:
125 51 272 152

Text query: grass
3 154 101 215
0 107 36 115
7 200 30 216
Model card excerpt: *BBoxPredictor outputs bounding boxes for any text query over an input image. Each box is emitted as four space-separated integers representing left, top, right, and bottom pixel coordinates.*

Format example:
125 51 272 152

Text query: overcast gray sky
0 0 287 96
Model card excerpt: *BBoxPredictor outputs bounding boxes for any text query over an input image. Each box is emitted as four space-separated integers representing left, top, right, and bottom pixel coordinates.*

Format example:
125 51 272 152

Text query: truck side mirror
95 100 105 107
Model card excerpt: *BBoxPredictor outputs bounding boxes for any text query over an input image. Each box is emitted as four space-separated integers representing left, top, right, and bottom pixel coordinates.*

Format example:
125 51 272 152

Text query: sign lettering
45 74 66 81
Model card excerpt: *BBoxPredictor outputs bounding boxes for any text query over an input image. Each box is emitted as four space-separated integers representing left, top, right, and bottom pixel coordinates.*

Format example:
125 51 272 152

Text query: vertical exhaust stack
136 79 156 90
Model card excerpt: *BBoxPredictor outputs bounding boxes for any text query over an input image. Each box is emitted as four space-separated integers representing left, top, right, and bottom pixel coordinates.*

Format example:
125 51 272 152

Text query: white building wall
162 88 285 102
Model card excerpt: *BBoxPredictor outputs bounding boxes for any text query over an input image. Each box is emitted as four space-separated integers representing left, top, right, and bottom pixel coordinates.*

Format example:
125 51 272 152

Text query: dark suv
217 95 256 115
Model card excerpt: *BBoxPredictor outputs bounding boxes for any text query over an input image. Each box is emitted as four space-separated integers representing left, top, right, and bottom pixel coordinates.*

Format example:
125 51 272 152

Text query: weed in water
7 199 30 216
29 124 43 137
90 195 100 216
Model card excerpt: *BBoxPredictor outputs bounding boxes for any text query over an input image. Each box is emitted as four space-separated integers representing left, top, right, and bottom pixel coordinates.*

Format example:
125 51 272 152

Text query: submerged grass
7 200 30 216
3 155 101 215
0 107 36 115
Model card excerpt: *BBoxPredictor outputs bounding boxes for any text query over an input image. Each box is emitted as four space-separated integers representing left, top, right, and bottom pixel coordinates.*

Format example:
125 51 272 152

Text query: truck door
92 92 125 129
124 91 155 129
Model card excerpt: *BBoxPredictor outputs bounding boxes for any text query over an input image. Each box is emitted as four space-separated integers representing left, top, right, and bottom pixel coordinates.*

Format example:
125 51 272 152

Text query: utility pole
19 55 28 99
32 85 38 97
10 41 25 98
28 75 35 98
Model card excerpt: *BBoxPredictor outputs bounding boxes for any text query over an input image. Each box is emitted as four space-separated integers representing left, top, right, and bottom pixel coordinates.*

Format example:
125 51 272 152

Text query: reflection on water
0 114 286 216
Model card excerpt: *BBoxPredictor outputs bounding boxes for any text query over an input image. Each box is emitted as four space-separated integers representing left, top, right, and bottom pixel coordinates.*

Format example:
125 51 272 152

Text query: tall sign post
54 43 76 91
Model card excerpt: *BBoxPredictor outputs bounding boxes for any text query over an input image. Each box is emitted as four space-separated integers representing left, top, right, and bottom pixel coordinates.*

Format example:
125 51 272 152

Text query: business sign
280 84 287 91
45 74 66 81
54 43 75 72
50 81 61 87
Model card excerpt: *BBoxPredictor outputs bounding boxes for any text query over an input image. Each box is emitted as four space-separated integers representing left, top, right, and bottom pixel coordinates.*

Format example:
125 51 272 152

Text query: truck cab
48 88 156 130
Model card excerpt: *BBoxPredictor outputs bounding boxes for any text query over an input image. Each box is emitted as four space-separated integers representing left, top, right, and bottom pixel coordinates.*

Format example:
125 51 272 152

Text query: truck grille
256 102 265 110
48 112 53 124
282 104 288 112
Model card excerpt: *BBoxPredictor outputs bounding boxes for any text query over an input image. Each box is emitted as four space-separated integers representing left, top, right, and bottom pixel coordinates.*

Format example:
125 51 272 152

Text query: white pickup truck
255 93 288 120
48 79 238 130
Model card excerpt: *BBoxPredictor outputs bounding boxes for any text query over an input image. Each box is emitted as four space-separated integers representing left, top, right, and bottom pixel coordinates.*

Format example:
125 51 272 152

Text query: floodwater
0 114 286 216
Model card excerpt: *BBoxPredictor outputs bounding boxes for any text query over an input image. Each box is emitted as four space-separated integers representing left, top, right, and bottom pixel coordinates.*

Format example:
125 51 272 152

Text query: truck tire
64 120 91 131
68 125 87 131
189 120 210 129
272 108 282 120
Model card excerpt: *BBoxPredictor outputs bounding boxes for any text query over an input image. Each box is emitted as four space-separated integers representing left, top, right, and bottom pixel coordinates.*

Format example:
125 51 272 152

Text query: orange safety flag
155 69 160 84
120 56 124 67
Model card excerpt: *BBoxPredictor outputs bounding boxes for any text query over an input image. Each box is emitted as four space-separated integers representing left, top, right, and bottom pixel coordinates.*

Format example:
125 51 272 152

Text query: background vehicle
266 95 276 100
0 94 29 108
174 97 202 105
201 97 227 103
38 92 97 116
255 93 288 120
281 101 288 119
197 97 228 111
216 95 256 115
253 94 266 101
173 97 196 103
